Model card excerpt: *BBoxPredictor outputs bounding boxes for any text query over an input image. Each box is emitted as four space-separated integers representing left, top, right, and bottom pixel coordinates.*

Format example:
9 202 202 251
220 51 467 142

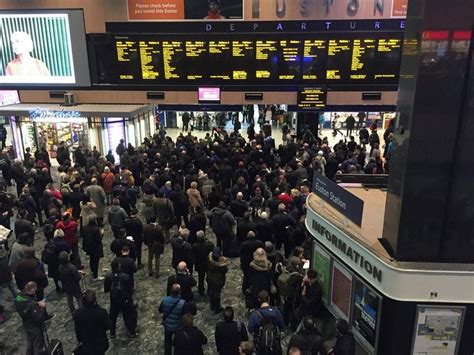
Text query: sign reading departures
90 32 402 86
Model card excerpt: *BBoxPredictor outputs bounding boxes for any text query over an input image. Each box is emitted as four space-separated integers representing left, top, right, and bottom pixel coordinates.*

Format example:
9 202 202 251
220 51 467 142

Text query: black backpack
41 240 56 265
255 311 281 353
110 274 125 302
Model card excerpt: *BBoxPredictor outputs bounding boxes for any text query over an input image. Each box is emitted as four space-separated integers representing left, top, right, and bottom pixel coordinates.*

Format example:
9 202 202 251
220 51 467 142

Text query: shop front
0 103 155 162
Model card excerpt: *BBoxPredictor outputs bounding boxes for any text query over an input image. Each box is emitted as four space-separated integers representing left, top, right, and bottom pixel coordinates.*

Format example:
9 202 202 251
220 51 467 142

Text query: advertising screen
88 32 403 87
198 87 220 102
0 10 90 86
351 278 382 351
312 242 331 305
331 261 352 321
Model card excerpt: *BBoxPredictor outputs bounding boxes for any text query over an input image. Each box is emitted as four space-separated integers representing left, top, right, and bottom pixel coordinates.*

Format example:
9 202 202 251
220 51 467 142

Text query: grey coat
86 185 106 219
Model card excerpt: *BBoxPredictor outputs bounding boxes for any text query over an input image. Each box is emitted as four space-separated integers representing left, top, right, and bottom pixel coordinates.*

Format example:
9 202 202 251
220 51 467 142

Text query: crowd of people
0 120 363 355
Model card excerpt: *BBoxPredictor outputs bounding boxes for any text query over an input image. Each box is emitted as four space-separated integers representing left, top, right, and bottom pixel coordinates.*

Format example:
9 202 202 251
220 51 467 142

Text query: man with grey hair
86 178 106 226
192 230 215 295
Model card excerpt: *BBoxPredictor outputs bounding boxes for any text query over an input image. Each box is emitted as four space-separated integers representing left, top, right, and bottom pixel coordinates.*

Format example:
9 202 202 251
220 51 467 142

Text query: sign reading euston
312 173 364 226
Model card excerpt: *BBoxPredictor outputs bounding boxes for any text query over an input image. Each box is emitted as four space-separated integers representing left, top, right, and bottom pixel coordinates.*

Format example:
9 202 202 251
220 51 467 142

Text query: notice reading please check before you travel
134 2 178 15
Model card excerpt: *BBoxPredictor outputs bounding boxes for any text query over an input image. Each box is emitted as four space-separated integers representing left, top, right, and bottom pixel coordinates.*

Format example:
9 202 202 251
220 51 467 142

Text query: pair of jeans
0 280 19 313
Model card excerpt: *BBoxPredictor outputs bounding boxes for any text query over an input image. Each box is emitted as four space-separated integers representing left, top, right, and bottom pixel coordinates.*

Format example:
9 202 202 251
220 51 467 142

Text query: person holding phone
5 31 50 77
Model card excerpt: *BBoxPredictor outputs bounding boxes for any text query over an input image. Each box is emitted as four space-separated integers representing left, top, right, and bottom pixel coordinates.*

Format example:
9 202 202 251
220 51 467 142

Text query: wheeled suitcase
47 339 64 355
44 326 64 355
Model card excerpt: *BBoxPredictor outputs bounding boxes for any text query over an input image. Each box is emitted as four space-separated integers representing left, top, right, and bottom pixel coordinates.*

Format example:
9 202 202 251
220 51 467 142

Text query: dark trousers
216 233 231 257
176 212 189 227
25 326 46 355
135 239 143 265
164 329 175 355
208 286 222 312
346 127 353 137
66 290 83 314
109 300 136 335
111 226 123 238
89 256 100 278
242 268 250 294
197 270 206 295
71 244 82 268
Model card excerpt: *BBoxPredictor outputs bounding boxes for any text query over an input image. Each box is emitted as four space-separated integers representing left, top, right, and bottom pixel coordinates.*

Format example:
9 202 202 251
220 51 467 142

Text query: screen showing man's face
11 32 32 55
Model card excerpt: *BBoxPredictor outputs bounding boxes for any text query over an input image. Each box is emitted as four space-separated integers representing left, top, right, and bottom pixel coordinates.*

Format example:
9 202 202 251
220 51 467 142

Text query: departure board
90 32 403 86
298 87 327 109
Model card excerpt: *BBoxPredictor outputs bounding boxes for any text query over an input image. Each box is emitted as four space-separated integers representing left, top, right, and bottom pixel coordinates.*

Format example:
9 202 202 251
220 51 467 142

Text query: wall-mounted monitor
198 87 220 103
0 10 90 87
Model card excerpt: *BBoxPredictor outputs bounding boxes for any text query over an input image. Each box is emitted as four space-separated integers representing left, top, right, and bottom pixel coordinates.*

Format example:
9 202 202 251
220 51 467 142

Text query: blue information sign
312 173 364 226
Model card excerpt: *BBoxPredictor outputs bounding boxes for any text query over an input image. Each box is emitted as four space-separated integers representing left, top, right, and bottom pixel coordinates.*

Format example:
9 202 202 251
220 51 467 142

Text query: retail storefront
0 104 155 161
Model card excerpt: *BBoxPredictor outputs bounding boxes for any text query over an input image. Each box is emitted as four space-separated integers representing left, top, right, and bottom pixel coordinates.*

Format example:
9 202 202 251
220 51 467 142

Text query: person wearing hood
209 202 236 257
108 198 129 238
58 250 83 314
171 228 194 273
206 247 228 314
56 212 81 268
14 281 49 355
192 230 215 295
248 248 274 309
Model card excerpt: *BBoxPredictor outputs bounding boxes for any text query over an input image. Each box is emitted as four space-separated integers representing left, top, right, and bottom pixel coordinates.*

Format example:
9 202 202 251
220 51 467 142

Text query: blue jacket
159 295 187 332
248 306 284 334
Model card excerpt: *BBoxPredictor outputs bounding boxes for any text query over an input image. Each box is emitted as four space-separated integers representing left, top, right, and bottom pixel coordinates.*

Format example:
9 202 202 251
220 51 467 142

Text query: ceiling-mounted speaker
49 91 66 99
147 92 165 100
245 92 263 101
362 92 382 101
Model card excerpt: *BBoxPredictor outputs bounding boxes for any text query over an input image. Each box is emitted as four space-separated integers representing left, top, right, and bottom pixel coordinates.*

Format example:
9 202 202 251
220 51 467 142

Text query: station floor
0 123 345 355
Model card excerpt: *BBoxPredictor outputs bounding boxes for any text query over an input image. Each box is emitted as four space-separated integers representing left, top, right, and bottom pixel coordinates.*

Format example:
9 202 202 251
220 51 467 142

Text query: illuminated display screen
90 32 402 86
198 87 220 102
297 87 327 109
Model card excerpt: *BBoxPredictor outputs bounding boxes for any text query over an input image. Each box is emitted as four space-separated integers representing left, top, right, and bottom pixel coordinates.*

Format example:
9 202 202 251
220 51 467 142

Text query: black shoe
149 272 153 277
130 333 137 338
56 287 63 294
45 313 55 322
110 334 116 339
214 307 223 314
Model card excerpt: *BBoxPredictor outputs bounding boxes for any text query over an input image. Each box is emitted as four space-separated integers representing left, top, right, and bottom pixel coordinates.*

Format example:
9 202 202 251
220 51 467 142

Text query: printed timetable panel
90 32 402 86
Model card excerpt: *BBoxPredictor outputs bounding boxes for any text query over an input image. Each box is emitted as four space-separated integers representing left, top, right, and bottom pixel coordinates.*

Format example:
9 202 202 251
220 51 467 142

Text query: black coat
167 272 197 302
256 220 274 243
73 305 111 355
248 260 273 297
112 256 137 282
124 216 143 243
173 325 207 355
192 239 214 273
171 238 194 270
81 223 104 258
14 218 35 244
188 213 207 242
236 220 257 244
288 328 324 355
239 239 264 270
334 332 356 355
58 262 81 295
215 320 249 355
143 223 165 254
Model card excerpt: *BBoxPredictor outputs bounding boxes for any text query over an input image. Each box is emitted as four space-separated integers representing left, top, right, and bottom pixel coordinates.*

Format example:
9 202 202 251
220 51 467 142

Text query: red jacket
56 220 78 247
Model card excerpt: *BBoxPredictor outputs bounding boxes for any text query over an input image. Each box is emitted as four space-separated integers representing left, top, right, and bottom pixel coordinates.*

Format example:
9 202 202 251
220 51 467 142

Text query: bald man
167 261 197 303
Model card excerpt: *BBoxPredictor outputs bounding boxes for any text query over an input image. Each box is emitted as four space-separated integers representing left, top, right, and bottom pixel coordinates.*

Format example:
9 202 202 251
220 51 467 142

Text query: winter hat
212 247 221 261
